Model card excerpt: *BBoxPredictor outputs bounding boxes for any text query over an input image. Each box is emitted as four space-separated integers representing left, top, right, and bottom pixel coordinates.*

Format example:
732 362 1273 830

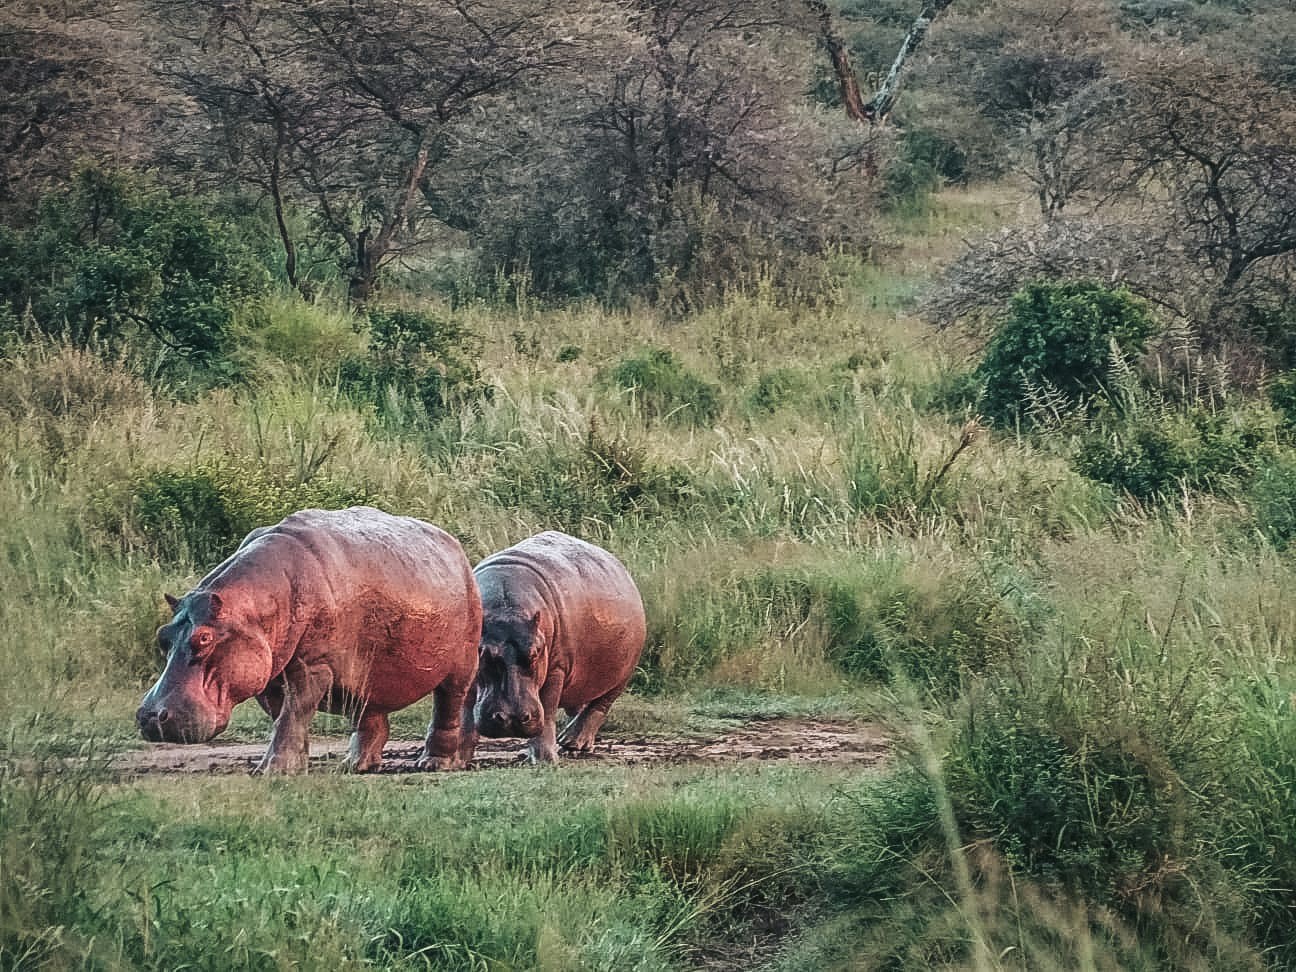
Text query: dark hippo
467 531 646 764
136 507 482 774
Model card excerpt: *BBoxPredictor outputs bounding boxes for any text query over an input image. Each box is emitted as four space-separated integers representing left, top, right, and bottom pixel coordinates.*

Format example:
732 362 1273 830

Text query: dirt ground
113 718 890 777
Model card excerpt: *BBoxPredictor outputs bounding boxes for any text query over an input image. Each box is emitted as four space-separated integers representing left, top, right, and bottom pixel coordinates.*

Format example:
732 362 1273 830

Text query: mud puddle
114 719 889 777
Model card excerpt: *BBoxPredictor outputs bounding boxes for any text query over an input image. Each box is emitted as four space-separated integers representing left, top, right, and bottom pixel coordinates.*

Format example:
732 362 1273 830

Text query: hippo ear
164 593 181 613
208 592 224 617
526 610 541 631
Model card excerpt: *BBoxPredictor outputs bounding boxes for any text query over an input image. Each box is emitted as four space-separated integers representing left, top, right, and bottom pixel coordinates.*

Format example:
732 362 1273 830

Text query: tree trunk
269 127 299 293
805 0 868 123
864 0 956 122
348 228 376 304
346 142 432 306
807 0 956 125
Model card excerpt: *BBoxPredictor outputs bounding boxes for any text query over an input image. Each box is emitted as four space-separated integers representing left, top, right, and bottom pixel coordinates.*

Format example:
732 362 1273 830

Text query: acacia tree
922 0 1121 217
1106 56 1296 301
470 0 878 303
155 0 587 303
929 51 1296 366
0 1 159 218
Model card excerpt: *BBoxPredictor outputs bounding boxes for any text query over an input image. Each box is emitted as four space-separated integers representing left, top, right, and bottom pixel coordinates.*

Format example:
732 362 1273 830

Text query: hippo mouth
137 705 229 744
477 712 544 739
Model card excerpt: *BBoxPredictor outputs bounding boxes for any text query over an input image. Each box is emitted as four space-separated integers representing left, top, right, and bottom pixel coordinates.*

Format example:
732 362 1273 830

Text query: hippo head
136 590 274 744
474 611 546 738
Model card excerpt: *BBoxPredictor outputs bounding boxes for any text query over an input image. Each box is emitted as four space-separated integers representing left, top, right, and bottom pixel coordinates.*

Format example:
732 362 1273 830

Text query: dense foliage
0 168 266 361
975 280 1157 427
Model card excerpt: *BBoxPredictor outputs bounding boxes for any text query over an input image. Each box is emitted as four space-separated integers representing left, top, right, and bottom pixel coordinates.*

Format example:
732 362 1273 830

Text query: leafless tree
0 1 160 218
922 0 1122 217
1104 54 1296 300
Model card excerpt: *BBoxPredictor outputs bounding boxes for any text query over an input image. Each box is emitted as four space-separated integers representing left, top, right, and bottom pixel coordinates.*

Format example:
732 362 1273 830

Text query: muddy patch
113 719 889 777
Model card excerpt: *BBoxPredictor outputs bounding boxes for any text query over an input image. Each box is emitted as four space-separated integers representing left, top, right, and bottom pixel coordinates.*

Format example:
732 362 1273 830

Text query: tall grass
2 187 1296 967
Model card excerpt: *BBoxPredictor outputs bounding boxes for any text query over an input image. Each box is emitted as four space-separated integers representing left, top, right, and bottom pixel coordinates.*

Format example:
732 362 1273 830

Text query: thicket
0 168 266 365
338 308 491 425
975 280 1157 427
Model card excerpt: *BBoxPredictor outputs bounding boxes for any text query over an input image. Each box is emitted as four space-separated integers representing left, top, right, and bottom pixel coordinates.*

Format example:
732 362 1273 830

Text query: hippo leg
254 659 333 775
526 670 565 765
416 671 473 771
525 721 559 765
256 680 285 723
558 680 628 752
344 710 390 772
457 681 480 765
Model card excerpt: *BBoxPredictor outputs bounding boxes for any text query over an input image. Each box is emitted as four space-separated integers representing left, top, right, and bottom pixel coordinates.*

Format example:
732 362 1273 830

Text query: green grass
3 186 1296 968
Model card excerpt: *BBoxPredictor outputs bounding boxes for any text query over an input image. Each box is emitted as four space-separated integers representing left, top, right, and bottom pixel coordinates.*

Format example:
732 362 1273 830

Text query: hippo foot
252 751 308 776
339 754 382 774
557 720 600 753
525 741 559 765
415 751 465 772
557 732 597 753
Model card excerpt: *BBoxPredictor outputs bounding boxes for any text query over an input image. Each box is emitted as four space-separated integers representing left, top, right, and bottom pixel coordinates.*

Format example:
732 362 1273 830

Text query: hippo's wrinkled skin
468 531 646 764
136 507 482 775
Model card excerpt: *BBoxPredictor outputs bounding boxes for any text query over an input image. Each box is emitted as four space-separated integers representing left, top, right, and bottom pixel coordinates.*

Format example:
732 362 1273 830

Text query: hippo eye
190 629 215 657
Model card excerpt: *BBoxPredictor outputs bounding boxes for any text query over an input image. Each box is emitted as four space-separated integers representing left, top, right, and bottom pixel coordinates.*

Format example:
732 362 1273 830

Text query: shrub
947 708 1178 901
747 367 812 415
976 281 1158 427
111 458 375 565
1267 370 1296 428
339 307 490 423
883 129 968 215
1250 454 1296 549
746 361 860 418
1075 406 1273 501
604 349 722 427
0 167 267 363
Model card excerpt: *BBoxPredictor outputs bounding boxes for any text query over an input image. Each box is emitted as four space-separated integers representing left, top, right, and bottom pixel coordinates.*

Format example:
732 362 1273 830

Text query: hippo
136 507 482 775
467 531 646 764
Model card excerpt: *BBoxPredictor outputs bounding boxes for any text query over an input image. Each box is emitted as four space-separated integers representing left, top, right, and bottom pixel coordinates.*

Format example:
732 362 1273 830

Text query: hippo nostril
156 707 171 725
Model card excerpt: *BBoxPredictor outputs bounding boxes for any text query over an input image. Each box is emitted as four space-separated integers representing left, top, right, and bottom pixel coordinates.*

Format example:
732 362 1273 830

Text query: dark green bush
883 129 969 215
605 348 722 426
976 281 1158 427
115 458 375 564
947 708 1177 901
339 307 490 423
0 167 267 363
1075 407 1273 501
1250 454 1296 549
1267 371 1296 429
